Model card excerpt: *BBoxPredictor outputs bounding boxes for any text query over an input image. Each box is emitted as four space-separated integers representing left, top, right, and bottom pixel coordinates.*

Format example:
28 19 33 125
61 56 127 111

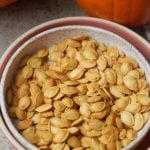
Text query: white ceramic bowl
0 21 150 150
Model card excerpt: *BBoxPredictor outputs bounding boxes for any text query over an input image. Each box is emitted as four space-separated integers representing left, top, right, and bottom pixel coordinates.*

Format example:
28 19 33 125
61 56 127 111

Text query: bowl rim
0 16 150 150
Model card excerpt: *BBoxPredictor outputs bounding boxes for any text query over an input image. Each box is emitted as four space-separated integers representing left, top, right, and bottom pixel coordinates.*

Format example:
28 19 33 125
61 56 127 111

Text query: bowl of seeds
0 17 150 150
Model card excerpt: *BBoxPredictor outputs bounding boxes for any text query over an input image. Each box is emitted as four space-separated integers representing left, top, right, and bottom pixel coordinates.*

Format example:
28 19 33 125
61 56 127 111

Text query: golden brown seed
81 136 91 147
53 91 64 101
137 89 149 96
67 39 81 48
53 129 69 143
22 126 35 135
90 102 106 112
126 57 138 69
109 86 124 98
39 118 50 125
71 116 83 126
117 85 132 95
114 97 129 112
105 112 116 126
50 143 65 150
127 70 140 79
49 50 64 62
62 97 73 108
116 140 122 150
57 40 67 52
35 104 52 112
76 52 96 68
79 103 91 117
88 119 104 130
30 83 41 96
37 122 47 131
16 119 32 130
137 94 150 106
123 75 138 92
27 111 34 119
48 44 57 53
17 83 30 99
119 129 126 140
121 62 132 75
85 69 100 82
22 66 33 79
28 57 42 68
40 111 53 118
68 66 85 80
15 71 26 87
64 80 79 86
120 111 134 127
116 73 124 85
102 126 118 135
133 113 144 131
33 92 44 107
106 134 117 150
115 117 123 129
61 85 78 96
36 48 48 57
105 68 116 84
31 113 40 124
125 103 141 114
126 129 137 140
107 46 119 58
20 56 30 67
90 138 100 150
97 56 107 71
23 133 39 144
91 109 107 120
99 142 107 150
66 46 77 59
36 130 53 143
61 57 78 71
35 69 48 82
99 134 111 145
43 86 59 98
73 95 88 105
50 125 61 134
138 79 147 91
136 68 145 77
50 117 69 128
63 144 70 150
67 136 81 148
121 138 131 147
54 101 66 112
18 96 31 110
16 108 27 120
64 109 80 121
143 112 149 123
68 127 79 134
76 84 87 95
39 145 49 149
82 47 98 60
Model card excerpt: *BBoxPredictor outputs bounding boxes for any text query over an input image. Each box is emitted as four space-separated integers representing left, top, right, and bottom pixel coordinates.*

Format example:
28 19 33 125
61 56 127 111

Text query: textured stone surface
0 0 149 149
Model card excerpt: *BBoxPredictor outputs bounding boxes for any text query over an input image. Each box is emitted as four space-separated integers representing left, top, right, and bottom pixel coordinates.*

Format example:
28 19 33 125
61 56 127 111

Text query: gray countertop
0 0 149 149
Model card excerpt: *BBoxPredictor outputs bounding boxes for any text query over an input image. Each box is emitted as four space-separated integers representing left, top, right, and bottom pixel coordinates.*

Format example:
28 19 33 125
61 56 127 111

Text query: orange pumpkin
0 0 16 8
76 0 150 27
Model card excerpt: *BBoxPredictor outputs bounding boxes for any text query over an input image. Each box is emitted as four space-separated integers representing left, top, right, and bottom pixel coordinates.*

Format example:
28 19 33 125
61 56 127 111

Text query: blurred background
0 0 149 149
